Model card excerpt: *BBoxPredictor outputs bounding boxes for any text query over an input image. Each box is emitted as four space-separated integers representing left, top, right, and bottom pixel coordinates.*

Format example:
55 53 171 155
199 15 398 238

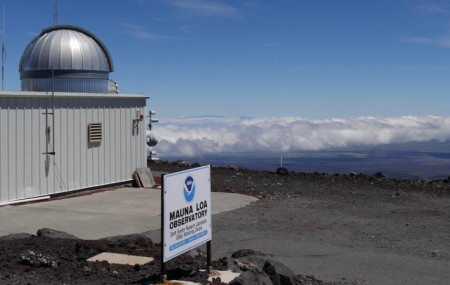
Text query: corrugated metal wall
0 92 147 203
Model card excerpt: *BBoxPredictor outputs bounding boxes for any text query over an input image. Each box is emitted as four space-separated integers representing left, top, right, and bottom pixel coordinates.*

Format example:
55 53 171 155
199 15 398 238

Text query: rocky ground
150 160 450 284
0 160 449 284
0 229 314 285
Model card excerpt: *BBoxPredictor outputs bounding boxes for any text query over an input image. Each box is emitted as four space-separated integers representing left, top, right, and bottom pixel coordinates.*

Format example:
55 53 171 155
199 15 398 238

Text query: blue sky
2 0 450 119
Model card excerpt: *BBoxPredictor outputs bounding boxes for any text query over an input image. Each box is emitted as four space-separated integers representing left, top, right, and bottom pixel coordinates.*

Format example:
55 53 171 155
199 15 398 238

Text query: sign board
162 165 212 262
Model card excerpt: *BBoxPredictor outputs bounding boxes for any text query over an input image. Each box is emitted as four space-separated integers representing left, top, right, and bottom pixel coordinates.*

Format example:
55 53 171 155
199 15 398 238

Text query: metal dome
19 25 114 93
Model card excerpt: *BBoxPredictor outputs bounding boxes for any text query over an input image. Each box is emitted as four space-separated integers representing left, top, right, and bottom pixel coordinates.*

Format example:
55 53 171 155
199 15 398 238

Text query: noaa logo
183 175 196 203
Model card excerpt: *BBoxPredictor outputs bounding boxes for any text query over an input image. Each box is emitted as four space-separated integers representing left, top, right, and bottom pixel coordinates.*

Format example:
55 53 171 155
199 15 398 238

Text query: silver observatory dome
19 25 114 93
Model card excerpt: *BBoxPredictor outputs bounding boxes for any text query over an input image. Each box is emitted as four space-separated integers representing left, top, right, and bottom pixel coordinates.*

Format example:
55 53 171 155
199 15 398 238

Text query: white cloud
403 37 433 44
405 2 450 48
261 41 281 48
167 0 240 18
402 36 450 48
120 23 182 40
149 116 450 157
418 3 448 14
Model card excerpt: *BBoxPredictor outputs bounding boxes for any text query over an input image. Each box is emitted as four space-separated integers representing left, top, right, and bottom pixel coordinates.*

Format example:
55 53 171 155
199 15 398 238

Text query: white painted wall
0 91 148 203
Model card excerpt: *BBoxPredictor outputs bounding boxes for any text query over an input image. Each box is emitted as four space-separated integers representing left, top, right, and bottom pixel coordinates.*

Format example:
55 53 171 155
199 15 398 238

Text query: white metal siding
0 92 147 203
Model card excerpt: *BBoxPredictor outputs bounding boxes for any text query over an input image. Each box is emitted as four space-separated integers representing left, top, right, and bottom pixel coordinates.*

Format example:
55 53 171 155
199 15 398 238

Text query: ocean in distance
160 141 450 179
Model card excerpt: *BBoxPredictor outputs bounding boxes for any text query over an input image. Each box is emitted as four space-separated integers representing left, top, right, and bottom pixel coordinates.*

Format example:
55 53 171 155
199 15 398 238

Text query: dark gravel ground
0 229 316 285
150 160 450 200
149 160 450 284
0 229 217 285
0 160 448 284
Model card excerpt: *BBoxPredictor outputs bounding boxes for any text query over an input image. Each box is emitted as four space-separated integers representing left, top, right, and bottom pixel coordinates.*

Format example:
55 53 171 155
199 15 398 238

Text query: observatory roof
19 25 114 73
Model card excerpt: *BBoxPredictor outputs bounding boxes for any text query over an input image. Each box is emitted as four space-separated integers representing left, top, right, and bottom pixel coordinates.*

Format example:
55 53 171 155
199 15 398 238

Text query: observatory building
0 25 148 204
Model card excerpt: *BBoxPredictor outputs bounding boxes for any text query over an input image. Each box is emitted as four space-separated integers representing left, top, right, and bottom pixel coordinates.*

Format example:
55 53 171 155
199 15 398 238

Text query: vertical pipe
51 68 55 155
45 94 49 156
1 5 5 91
160 174 167 283
54 0 58 26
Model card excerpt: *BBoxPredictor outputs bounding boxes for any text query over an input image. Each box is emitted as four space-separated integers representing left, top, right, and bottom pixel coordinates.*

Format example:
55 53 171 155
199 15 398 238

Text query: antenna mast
53 0 58 26
2 5 5 91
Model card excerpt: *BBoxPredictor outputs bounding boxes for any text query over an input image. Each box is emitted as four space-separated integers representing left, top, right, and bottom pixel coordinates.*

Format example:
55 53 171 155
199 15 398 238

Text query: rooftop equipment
147 110 159 160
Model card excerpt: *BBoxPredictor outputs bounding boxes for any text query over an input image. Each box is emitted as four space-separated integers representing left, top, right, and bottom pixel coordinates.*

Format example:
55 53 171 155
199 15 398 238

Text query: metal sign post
207 240 212 273
160 166 212 280
160 174 167 283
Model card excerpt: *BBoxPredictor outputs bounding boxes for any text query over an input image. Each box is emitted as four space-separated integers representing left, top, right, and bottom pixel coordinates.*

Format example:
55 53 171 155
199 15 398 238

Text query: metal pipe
2 6 5 91
53 0 58 26
51 68 55 155
45 93 49 156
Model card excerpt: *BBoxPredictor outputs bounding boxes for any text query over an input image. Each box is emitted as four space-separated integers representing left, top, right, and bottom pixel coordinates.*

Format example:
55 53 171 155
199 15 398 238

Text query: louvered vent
88 123 102 143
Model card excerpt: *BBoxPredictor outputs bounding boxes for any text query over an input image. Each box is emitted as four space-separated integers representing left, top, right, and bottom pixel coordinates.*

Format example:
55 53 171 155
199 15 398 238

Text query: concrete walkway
0 187 257 239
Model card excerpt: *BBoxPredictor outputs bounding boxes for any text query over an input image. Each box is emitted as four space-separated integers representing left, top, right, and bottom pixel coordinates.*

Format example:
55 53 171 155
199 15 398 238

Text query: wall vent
88 123 102 143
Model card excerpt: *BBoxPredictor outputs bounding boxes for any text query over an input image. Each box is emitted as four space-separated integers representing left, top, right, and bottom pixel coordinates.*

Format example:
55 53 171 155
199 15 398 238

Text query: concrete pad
0 188 257 239
87 252 154 265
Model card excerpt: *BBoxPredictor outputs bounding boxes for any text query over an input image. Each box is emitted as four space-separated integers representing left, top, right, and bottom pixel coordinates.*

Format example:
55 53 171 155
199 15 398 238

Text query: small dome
19 25 114 93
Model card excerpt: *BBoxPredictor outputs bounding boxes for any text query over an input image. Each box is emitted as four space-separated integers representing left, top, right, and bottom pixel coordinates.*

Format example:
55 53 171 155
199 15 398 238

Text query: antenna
53 0 58 26
2 5 5 91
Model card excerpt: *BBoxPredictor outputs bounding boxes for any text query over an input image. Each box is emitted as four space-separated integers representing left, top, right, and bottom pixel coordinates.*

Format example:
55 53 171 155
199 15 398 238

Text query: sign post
160 174 167 283
160 165 212 280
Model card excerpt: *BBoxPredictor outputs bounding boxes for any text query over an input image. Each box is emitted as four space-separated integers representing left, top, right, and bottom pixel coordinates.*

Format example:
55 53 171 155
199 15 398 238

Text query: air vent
88 123 102 143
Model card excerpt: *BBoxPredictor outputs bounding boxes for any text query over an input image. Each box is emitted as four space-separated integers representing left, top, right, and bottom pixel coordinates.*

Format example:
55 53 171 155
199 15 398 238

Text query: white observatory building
0 25 148 204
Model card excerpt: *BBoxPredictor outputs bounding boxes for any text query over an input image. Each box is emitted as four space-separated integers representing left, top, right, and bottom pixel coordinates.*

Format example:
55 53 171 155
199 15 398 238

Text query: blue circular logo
183 176 196 203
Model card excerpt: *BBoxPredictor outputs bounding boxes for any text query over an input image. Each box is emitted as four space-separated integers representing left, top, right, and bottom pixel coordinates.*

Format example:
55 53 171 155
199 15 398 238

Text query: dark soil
0 231 218 285
0 160 448 284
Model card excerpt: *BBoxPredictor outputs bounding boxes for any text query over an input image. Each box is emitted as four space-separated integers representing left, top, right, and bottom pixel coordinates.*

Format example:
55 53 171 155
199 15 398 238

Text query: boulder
232 249 261 258
276 167 289 176
36 228 79 239
238 254 270 270
229 270 273 285
373 172 385 179
0 233 33 241
20 250 58 268
229 249 299 285
235 259 260 272
227 164 238 170
263 259 298 285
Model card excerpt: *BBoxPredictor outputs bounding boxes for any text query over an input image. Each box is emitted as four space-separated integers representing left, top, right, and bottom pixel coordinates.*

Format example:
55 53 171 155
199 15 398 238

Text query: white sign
163 165 212 262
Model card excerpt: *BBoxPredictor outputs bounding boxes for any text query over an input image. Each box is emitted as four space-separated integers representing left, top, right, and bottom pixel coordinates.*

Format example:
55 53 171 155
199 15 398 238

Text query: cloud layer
150 116 450 157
